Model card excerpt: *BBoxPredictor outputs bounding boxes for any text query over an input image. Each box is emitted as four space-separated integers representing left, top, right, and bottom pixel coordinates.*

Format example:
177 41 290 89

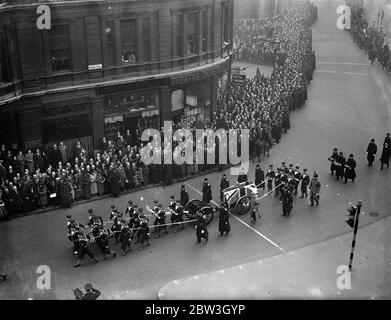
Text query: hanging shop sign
186 95 198 107
88 64 103 70
104 115 124 124
142 109 160 118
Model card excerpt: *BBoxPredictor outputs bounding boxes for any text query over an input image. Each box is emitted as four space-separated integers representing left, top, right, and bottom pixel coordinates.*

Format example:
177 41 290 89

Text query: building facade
234 0 291 20
0 0 234 154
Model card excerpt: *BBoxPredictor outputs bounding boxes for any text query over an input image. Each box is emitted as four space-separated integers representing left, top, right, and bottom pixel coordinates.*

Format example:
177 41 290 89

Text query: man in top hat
180 185 189 207
219 174 230 202
281 186 293 217
384 133 391 147
344 154 357 183
366 139 377 167
300 168 310 198
335 152 346 181
218 202 231 236
202 178 212 204
309 172 321 207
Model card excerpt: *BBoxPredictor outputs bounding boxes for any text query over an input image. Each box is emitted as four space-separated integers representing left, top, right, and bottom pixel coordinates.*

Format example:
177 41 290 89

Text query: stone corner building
0 0 233 155
234 0 292 20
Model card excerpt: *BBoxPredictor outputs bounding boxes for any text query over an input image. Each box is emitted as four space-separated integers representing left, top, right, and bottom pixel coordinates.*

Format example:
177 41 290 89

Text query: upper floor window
177 14 184 57
187 12 198 55
202 10 208 52
222 2 229 44
105 21 115 66
49 24 71 72
142 17 151 61
0 33 7 82
121 19 137 64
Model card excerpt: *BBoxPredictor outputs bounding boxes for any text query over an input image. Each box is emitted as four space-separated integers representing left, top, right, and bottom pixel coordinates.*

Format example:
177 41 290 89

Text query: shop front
170 81 212 129
40 103 94 157
103 89 160 144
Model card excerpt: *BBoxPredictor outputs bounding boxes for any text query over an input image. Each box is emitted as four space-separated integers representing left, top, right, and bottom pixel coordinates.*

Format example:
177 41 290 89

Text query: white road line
184 182 286 252
317 61 370 66
315 70 337 74
342 71 370 76
315 70 369 76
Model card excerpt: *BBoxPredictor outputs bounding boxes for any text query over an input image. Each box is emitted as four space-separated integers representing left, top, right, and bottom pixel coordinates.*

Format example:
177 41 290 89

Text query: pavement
158 215 391 300
0 0 390 300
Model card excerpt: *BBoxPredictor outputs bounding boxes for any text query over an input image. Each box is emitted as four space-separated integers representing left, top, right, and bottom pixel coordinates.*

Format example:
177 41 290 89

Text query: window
105 21 115 66
202 10 208 52
121 19 137 64
0 33 7 82
177 14 184 57
142 17 151 61
222 3 229 44
43 113 92 144
49 24 71 72
187 13 198 55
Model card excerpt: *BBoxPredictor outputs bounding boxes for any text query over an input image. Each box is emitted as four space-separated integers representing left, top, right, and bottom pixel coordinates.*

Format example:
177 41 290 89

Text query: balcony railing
19 48 227 92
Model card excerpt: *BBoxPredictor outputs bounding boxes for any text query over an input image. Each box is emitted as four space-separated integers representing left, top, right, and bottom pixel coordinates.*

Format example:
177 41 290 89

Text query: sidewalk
158 216 391 300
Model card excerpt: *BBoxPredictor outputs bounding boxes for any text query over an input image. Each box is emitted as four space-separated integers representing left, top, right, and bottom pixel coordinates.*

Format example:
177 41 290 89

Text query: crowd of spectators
213 1 317 161
350 7 391 70
0 128 220 220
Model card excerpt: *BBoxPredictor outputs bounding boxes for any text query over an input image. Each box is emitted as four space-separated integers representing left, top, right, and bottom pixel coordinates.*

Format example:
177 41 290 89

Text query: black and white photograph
0 0 390 304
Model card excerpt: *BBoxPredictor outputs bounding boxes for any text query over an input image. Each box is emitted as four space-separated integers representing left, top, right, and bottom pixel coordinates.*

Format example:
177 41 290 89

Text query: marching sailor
119 219 132 256
73 231 99 268
195 212 209 243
